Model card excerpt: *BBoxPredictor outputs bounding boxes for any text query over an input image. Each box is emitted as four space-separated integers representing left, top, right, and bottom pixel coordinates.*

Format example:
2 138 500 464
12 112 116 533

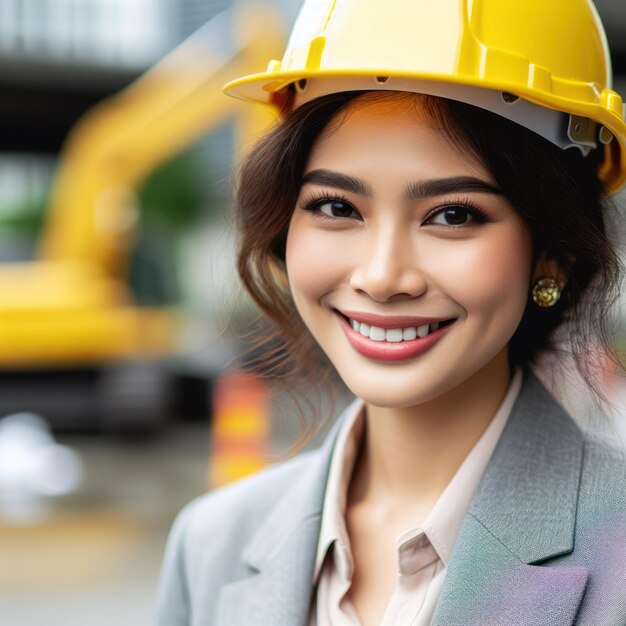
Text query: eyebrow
403 176 502 200
300 168 502 200
301 169 374 197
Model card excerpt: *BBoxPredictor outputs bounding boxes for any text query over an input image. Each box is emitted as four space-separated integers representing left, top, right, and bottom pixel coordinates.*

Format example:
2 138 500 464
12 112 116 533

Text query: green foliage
0 151 212 304
137 151 206 230
0 194 47 235
130 150 210 305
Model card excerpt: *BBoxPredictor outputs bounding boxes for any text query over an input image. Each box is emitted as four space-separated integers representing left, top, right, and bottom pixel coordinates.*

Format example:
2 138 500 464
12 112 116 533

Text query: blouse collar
313 367 524 581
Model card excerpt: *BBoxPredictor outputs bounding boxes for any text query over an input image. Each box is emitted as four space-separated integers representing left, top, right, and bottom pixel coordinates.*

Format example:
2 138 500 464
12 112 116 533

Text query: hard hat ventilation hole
501 92 520 104
599 126 614 145
375 76 389 84
295 79 308 93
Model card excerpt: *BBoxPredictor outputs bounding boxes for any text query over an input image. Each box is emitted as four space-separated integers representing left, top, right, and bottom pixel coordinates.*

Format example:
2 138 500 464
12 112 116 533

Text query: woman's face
285 95 534 408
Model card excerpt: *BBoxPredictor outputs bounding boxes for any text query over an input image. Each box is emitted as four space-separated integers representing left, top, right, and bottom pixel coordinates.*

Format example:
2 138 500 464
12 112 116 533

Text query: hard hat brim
224 68 626 192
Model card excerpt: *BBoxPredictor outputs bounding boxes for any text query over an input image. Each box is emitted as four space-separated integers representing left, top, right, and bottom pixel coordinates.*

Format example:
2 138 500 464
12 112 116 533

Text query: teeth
402 327 417 340
348 317 450 343
417 324 429 338
385 328 403 342
369 326 386 341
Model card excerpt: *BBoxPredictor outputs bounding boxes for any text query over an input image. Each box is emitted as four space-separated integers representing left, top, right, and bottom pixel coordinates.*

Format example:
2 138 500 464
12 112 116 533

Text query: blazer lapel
215 413 345 626
431 515 588 626
432 370 588 626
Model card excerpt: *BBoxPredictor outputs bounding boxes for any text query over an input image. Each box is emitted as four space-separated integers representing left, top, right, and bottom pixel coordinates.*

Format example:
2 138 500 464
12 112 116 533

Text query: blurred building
174 0 230 40
0 0 251 266
0 0 172 248
0 0 298 244
0 0 170 67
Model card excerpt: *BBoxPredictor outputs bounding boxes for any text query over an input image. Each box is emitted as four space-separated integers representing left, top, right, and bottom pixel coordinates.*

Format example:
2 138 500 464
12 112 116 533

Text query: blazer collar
468 368 584 563
432 369 588 625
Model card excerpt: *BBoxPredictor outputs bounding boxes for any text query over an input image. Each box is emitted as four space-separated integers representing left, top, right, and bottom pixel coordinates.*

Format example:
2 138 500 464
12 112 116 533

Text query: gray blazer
156 371 626 625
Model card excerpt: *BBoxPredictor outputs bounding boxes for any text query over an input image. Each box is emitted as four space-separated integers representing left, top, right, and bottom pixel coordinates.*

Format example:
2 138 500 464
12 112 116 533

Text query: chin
338 372 453 409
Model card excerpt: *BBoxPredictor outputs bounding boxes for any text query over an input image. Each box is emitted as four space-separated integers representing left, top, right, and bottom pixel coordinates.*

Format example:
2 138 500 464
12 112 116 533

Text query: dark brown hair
233 90 622 452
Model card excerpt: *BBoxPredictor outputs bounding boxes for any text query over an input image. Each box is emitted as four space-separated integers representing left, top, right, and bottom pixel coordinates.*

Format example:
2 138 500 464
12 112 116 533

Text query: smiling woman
156 1 626 625
236 91 617 410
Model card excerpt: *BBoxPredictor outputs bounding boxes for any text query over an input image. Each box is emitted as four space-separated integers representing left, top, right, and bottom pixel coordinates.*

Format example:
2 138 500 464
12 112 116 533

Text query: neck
348 351 513 516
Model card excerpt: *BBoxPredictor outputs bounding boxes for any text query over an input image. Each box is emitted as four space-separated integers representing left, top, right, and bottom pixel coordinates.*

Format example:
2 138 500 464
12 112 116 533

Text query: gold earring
531 277 562 308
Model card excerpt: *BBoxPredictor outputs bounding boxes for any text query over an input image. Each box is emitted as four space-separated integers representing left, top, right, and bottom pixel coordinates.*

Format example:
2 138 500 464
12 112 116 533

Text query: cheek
421 226 532 315
285 215 350 306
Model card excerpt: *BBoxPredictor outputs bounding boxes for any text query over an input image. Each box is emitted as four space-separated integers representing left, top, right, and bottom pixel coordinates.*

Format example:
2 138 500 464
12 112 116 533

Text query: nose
349 223 427 302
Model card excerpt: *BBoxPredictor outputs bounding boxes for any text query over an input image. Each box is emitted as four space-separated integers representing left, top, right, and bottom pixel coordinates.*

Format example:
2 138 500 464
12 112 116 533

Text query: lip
340 309 452 330
336 312 454 362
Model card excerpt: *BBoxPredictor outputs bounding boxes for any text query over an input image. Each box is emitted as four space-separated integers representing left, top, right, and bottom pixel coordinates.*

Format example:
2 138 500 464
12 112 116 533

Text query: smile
349 318 447 342
335 310 455 361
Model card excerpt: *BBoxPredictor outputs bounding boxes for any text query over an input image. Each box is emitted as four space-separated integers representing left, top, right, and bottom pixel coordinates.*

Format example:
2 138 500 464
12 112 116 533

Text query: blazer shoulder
176 446 320 544
155 447 324 625
579 433 626 507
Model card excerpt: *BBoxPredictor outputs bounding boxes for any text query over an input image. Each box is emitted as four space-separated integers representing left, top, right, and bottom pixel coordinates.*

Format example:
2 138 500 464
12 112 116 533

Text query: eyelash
300 191 356 220
424 196 489 226
299 191 490 226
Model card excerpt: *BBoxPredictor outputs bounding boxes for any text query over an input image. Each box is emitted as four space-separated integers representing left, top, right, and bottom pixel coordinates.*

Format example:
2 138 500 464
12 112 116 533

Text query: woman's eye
315 199 361 220
426 205 480 227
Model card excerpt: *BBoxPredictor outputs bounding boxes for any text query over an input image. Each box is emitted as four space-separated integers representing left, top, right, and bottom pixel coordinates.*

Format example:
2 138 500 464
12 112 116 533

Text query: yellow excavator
0 4 284 431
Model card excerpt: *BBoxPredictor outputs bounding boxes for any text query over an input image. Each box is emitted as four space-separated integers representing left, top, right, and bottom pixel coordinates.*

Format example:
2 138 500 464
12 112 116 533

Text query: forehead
305 93 493 183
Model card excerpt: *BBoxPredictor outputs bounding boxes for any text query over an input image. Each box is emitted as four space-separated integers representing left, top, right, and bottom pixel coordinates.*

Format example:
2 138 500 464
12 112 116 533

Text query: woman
156 1 626 624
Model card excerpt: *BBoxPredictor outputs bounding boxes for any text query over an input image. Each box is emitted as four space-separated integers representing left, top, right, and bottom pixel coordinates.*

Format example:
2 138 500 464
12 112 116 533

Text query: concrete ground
1 422 209 626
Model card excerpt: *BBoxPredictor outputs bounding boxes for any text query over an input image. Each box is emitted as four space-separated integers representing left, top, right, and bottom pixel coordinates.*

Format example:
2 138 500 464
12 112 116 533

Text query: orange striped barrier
208 370 270 488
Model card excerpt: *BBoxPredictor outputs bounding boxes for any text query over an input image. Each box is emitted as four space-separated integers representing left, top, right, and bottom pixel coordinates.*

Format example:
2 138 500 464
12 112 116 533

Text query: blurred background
0 1 624 624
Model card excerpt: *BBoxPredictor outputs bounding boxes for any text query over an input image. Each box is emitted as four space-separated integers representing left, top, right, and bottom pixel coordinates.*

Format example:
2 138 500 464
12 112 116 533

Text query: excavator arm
0 3 285 367
40 3 283 277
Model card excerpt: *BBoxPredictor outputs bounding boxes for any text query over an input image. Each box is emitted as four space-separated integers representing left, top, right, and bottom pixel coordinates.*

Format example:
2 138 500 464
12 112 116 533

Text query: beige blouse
308 368 523 625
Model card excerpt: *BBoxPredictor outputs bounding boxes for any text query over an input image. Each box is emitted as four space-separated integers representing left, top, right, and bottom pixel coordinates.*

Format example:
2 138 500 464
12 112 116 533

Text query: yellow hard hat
224 0 626 193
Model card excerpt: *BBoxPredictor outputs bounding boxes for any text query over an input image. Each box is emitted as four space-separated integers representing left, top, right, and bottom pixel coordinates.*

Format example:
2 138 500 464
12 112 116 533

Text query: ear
531 250 569 290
